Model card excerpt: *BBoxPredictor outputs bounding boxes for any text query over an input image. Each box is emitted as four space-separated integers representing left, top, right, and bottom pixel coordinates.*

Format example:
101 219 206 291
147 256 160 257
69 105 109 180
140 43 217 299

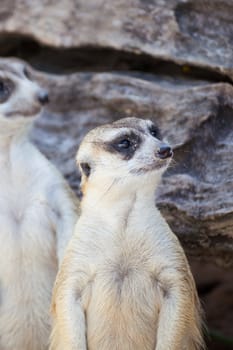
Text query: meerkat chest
81 231 162 349
95 236 160 301
0 163 55 260
78 216 168 295
80 224 163 300
0 175 57 306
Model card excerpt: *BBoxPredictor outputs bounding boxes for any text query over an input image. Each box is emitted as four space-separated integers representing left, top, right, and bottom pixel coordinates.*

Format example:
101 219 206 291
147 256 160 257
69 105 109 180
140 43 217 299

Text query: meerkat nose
37 90 49 105
157 145 173 159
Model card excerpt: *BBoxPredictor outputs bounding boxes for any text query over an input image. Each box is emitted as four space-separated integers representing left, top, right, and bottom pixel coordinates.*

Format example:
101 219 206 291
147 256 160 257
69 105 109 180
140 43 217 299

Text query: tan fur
50 117 204 350
0 58 79 350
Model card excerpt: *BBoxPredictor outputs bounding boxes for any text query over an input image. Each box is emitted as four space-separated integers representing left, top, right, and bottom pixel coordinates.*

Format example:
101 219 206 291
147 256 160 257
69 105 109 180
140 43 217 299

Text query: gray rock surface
0 0 232 266
0 0 233 79
30 71 233 267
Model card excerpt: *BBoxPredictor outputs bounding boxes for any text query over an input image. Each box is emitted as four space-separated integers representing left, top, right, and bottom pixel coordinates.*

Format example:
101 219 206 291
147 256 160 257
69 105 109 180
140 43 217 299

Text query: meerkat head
0 58 49 120
77 117 173 197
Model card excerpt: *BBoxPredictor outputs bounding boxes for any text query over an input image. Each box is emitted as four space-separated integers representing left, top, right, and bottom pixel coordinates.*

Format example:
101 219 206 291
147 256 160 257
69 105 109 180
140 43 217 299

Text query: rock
0 0 232 266
0 1 233 80
30 70 233 267
191 260 233 348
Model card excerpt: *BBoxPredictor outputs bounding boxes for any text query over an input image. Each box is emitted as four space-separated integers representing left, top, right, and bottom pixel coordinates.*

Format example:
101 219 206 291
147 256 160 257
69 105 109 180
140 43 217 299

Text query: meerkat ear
80 162 91 178
79 163 91 198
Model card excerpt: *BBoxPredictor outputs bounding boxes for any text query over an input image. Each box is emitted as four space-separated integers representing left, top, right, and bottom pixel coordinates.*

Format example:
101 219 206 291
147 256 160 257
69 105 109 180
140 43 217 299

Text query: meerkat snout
157 145 173 159
37 89 49 105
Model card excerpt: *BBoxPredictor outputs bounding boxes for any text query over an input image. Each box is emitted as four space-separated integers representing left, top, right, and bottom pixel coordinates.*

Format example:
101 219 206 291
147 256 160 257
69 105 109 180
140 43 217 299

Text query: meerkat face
77 117 173 195
0 58 49 119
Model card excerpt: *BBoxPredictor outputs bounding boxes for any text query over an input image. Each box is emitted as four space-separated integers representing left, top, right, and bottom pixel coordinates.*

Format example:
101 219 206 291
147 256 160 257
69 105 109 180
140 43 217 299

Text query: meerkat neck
81 179 158 230
0 118 32 147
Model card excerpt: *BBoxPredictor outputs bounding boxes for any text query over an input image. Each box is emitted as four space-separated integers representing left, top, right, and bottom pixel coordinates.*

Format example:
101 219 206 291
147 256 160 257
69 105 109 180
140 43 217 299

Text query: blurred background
1 1 232 348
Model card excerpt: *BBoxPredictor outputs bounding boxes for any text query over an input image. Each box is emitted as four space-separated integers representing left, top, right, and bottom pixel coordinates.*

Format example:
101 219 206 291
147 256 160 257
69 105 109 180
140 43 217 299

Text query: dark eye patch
105 132 141 160
0 79 14 103
23 67 32 80
149 124 162 140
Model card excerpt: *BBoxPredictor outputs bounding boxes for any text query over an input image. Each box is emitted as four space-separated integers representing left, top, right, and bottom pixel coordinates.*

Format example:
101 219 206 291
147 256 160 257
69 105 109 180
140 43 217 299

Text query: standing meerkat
0 58 79 350
50 117 204 350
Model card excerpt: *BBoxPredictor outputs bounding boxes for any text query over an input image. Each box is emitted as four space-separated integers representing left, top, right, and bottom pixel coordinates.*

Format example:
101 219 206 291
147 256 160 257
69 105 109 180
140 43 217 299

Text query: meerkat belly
86 243 162 350
0 198 57 350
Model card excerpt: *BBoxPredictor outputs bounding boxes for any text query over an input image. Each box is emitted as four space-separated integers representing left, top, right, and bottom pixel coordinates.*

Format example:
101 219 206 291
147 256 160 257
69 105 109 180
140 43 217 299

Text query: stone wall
1 0 232 266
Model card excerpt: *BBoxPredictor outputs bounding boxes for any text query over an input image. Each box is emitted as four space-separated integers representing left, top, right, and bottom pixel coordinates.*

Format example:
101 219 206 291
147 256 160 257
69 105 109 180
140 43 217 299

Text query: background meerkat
50 117 204 350
0 58 79 350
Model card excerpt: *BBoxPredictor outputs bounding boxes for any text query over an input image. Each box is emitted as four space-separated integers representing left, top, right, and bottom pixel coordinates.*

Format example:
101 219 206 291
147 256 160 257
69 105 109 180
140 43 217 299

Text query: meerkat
50 117 204 350
0 58 79 350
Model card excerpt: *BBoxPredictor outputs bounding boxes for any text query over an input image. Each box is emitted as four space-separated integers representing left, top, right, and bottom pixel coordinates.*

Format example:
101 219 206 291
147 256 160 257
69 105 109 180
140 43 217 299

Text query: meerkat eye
80 163 91 177
117 139 131 149
107 132 140 159
0 80 12 103
149 125 161 140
